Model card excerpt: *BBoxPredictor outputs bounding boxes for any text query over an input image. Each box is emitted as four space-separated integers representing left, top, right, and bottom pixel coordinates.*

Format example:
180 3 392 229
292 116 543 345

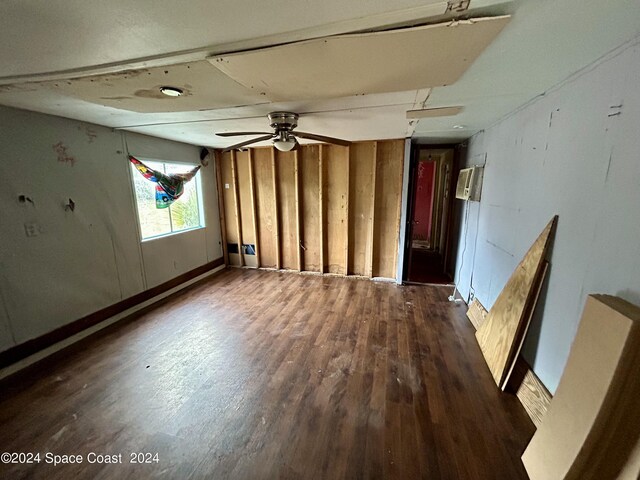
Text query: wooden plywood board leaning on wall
475 216 557 389
216 140 404 280
467 297 553 427
522 295 640 480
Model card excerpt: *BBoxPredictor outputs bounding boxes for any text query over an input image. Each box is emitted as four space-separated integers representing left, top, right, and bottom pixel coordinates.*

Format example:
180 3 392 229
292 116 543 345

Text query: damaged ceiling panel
406 106 462 119
208 16 510 101
125 102 425 148
18 61 268 113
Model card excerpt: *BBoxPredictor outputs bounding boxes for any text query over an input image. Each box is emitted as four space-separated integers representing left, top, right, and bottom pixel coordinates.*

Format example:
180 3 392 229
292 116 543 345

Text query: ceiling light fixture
453 124 466 129
160 86 183 97
273 131 297 152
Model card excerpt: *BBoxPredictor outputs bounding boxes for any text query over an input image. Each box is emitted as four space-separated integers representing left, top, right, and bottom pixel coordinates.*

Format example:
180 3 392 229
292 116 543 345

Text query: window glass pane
169 172 201 232
131 163 171 239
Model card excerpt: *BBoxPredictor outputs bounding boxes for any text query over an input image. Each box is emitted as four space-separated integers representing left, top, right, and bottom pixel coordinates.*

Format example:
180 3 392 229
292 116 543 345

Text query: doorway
404 146 458 284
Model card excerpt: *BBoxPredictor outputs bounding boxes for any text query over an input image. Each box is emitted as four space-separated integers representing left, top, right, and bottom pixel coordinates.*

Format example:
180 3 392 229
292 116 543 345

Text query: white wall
453 37 640 393
0 106 222 351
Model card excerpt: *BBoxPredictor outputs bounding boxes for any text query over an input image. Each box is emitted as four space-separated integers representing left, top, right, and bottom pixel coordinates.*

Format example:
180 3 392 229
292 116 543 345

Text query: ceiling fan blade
216 131 273 137
222 135 274 152
294 131 351 147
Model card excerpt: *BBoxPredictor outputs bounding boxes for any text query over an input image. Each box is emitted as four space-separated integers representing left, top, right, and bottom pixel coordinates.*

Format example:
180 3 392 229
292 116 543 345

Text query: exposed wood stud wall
214 151 229 266
276 150 298 270
230 150 244 267
343 147 350 275
368 142 378 277
294 150 302 272
318 145 325 274
323 145 349 275
251 148 278 268
247 149 260 267
218 140 404 279
300 145 321 272
372 140 405 278
271 147 281 270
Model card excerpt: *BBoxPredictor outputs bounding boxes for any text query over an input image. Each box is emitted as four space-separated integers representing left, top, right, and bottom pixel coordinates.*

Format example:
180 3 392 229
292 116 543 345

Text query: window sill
140 225 205 243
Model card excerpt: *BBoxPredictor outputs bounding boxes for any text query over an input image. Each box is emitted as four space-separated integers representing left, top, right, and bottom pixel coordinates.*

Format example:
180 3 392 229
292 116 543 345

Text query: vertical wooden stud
231 150 244 267
392 149 405 278
344 146 350 276
271 147 281 270
248 149 260 267
367 142 378 278
294 149 303 272
319 144 325 274
215 150 229 266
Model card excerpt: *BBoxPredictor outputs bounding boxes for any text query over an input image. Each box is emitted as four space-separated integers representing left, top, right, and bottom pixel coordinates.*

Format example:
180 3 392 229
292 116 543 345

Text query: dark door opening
404 145 458 284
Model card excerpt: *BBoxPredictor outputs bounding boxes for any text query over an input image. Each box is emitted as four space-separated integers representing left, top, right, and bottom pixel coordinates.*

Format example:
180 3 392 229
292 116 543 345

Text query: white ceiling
0 0 639 147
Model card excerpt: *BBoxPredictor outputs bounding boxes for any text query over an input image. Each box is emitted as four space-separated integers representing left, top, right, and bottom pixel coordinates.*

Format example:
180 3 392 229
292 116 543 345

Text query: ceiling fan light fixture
273 132 296 152
160 86 183 97
273 138 296 152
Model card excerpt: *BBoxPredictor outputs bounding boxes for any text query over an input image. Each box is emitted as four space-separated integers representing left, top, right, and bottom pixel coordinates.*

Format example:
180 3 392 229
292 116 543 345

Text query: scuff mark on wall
52 142 75 166
77 125 97 143
486 239 515 257
605 148 614 182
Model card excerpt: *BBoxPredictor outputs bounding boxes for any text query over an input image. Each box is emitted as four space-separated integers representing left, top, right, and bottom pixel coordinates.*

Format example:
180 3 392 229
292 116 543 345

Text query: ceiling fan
216 112 351 152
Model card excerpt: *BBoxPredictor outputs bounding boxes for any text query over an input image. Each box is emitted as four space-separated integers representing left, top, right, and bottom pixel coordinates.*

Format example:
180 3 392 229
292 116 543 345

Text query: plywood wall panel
300 145 321 272
348 142 376 276
323 145 349 275
276 150 298 270
253 147 278 268
372 140 404 278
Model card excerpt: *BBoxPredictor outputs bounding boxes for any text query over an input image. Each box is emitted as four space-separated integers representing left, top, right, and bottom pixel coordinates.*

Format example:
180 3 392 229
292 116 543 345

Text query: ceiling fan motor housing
269 112 299 132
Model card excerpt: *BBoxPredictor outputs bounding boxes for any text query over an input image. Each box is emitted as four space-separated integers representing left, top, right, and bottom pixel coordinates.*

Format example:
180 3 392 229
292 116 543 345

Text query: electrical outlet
24 222 40 237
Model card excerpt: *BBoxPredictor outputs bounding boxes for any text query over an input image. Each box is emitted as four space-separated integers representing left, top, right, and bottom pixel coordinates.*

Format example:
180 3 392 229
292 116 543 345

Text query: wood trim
230 150 244 267
248 149 260 267
466 296 553 427
215 151 229 266
367 142 377 278
271 147 281 270
0 257 225 369
319 144 325 274
294 149 302 272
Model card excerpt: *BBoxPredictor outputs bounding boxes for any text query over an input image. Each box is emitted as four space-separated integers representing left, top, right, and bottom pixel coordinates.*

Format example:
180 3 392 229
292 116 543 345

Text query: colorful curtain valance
129 156 200 208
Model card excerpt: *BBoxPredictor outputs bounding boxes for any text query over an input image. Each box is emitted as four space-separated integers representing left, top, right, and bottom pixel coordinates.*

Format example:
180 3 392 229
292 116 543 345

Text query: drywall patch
52 142 75 166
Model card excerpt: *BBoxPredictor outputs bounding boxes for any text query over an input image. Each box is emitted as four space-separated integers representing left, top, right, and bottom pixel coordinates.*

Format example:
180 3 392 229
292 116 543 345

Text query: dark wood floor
0 268 534 479
408 249 452 285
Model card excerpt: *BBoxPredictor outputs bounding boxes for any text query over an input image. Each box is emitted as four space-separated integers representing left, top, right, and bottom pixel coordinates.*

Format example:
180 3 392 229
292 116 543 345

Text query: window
131 160 204 240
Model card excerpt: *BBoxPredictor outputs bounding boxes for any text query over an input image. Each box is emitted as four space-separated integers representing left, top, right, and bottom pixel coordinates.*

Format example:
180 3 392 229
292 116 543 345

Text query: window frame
129 157 205 242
